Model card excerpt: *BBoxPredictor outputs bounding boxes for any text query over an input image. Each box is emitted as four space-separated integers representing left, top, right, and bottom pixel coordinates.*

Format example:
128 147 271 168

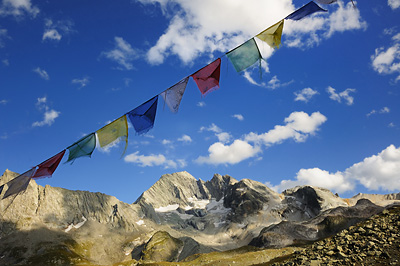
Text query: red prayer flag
191 58 221 96
32 150 66 179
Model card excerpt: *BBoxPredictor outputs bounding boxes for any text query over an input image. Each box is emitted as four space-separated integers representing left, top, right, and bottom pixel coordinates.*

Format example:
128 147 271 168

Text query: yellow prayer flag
256 20 284 49
96 115 128 155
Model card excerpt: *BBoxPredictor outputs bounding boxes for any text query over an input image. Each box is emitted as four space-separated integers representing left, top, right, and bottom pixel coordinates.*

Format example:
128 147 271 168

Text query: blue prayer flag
127 96 158 135
285 1 327 21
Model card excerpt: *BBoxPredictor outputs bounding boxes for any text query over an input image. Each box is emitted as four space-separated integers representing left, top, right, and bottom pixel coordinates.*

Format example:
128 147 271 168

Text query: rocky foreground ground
123 204 400 266
268 204 400 266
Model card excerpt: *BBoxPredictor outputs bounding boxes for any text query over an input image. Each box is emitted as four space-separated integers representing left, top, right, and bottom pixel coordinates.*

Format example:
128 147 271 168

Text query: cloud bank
273 144 400 194
196 111 327 165
136 0 366 65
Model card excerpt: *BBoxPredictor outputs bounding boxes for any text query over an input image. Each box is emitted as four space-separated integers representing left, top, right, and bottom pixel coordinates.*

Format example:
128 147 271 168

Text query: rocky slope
0 169 399 265
269 204 400 266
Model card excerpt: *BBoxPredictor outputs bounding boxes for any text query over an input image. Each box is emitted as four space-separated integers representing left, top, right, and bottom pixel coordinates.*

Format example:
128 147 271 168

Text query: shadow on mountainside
0 220 90 266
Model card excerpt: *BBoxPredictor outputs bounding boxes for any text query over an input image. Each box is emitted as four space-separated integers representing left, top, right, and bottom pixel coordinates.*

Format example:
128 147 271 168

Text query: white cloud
136 0 366 65
243 70 266 87
272 145 400 194
245 111 327 146
0 99 8 105
200 123 232 143
43 29 61 41
325 1 367 37
381 107 390 113
2 59 9 66
42 19 75 42
195 139 261 165
371 32 400 82
285 1 367 48
326 86 356 105
388 122 395 128
266 75 293 90
101 36 140 70
197 101 206 107
232 114 244 121
178 134 192 143
345 145 400 191
0 0 39 17
274 168 354 194
197 111 326 166
32 109 60 127
33 67 49 80
242 60 270 87
216 132 231 143
200 123 222 134
72 76 90 89
367 107 390 117
388 0 400 9
32 97 60 127
36 96 47 105
124 151 181 168
161 139 172 145
294 88 318 102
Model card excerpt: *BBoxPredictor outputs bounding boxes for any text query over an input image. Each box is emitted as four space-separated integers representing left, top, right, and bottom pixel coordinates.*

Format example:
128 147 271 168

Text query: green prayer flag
66 133 96 164
226 38 262 72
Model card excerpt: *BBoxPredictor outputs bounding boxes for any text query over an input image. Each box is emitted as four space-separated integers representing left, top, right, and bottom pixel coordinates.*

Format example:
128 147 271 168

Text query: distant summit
0 170 399 265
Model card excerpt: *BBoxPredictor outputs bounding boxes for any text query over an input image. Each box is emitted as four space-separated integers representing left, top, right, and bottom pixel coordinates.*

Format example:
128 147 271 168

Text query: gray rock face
250 198 386 248
282 186 348 221
224 179 281 222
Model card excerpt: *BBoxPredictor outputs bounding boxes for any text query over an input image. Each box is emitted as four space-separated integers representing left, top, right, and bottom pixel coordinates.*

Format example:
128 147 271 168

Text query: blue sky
1 0 400 203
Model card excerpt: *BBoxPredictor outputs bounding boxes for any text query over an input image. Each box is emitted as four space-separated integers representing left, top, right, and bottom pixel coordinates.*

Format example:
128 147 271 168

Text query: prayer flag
256 20 284 49
96 116 128 155
226 38 262 73
315 0 337 4
3 168 36 199
285 1 327 21
160 77 189 113
191 58 221 96
66 133 96 164
127 96 158 135
32 150 66 179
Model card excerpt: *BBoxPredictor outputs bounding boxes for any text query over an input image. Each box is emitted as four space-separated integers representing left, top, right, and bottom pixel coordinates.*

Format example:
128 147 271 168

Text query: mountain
0 169 399 265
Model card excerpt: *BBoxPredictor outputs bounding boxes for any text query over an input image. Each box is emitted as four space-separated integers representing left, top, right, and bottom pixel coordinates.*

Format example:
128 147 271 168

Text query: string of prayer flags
2 168 37 199
191 58 221 96
9 2 336 187
32 150 66 179
127 96 158 135
65 133 96 164
315 0 337 4
160 77 189 113
96 116 129 155
285 1 327 21
226 38 262 73
256 20 284 49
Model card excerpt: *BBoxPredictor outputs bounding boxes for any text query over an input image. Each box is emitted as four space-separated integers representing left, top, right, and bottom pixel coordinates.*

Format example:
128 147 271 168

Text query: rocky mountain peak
281 185 348 221
0 169 19 184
